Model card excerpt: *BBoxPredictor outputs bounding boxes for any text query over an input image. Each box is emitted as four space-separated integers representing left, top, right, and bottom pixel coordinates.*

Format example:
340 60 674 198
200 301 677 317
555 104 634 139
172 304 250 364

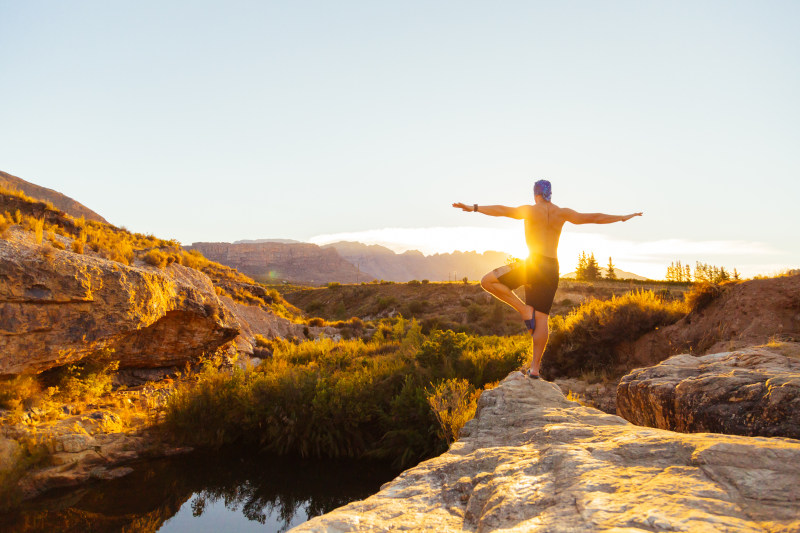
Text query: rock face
294 372 800 532
0 230 239 375
0 170 108 223
188 241 374 284
617 347 800 439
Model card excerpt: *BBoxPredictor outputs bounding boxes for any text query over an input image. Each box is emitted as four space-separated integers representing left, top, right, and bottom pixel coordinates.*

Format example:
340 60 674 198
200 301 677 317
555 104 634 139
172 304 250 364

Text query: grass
543 290 687 379
162 323 528 467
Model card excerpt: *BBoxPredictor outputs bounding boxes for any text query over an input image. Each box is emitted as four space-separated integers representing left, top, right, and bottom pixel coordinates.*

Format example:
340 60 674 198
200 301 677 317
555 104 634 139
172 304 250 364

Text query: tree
576 252 588 279
576 252 600 281
606 257 617 280
585 253 601 281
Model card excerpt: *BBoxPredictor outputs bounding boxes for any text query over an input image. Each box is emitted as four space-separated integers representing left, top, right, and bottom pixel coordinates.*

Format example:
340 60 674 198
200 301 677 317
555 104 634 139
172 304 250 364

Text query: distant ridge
323 241 512 282
234 238 302 244
561 267 648 281
0 170 108 223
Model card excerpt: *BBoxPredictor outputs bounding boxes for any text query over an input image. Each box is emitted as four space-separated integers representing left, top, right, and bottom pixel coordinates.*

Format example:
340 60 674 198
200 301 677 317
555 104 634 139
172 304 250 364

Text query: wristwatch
473 204 478 212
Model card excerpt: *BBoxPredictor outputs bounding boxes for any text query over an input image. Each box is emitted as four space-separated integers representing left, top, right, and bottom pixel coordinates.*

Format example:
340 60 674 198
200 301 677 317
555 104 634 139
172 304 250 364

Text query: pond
0 448 399 533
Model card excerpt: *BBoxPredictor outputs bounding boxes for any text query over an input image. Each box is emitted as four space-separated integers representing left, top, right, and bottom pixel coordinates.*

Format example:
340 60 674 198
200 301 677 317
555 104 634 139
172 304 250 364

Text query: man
453 179 642 379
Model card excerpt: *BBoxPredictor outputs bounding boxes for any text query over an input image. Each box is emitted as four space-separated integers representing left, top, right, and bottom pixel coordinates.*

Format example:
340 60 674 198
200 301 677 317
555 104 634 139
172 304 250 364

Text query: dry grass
544 290 686 379
426 378 479 444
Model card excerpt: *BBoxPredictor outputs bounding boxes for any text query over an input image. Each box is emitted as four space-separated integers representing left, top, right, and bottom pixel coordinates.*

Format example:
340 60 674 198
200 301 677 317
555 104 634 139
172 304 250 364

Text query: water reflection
0 447 398 533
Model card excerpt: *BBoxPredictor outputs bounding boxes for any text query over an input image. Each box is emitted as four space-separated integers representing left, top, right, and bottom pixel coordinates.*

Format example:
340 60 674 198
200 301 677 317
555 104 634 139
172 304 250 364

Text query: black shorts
492 255 560 315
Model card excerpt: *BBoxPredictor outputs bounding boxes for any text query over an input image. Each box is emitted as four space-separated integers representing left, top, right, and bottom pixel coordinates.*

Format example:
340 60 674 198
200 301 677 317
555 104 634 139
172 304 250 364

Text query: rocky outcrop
617 346 800 439
294 372 800 532
219 295 339 355
0 170 108 223
188 241 374 284
0 230 239 375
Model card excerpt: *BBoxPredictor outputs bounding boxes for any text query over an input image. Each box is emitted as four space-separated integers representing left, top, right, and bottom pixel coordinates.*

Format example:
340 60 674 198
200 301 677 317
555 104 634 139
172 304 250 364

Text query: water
0 448 399 533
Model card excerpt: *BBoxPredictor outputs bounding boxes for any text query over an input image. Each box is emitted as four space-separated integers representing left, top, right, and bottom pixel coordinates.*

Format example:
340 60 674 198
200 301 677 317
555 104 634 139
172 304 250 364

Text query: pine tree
606 257 617 280
585 253 601 281
576 252 588 280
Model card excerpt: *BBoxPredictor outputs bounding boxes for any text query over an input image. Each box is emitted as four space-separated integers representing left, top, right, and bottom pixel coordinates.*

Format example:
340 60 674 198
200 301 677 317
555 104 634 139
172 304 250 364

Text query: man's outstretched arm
452 202 527 219
563 209 643 225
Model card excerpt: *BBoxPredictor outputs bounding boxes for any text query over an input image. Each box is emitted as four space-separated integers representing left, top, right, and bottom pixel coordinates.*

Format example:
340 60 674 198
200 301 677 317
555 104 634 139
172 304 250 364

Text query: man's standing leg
529 311 549 376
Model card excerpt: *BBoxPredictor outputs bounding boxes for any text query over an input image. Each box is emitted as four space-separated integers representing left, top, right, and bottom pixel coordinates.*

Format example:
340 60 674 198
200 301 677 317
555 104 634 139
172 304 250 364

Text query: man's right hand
452 202 472 212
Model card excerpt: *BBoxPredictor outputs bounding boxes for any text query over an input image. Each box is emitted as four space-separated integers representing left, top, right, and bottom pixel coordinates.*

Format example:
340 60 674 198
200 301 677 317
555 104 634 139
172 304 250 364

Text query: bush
407 279 421 285
684 282 725 313
144 249 169 268
427 378 478 444
543 290 686 379
163 331 528 467
307 317 325 327
327 282 341 289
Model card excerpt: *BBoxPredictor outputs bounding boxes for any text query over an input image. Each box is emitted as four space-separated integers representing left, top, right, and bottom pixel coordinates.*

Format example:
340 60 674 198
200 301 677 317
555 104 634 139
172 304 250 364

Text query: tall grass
163 326 528 467
543 290 686 379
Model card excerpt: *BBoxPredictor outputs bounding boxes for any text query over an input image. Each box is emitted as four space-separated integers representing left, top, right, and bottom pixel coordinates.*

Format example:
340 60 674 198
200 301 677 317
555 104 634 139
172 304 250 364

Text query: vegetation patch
543 290 687 379
163 321 528 467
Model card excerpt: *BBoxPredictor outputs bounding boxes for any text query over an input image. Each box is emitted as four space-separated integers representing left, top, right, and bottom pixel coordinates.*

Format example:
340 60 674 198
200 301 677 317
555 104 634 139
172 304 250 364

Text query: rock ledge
293 372 800 532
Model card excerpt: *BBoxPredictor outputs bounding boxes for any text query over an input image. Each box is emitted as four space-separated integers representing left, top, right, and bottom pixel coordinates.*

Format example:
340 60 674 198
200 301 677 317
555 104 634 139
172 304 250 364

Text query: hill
324 241 512 282
0 170 108 223
561 267 648 281
187 241 375 284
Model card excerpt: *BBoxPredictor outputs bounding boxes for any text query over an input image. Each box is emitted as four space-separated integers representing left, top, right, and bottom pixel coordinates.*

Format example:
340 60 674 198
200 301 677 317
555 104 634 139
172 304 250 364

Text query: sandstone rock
0 232 240 374
617 347 800 439
0 436 21 472
554 377 617 413
293 372 800 532
56 433 96 454
219 295 337 356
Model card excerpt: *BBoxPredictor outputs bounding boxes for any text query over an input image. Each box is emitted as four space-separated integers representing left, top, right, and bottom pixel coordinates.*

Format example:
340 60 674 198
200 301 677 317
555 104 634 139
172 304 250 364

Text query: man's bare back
452 179 642 379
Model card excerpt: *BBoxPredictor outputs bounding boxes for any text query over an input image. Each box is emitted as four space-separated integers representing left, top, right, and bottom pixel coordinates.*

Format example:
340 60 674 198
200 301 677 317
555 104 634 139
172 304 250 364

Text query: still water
0 448 399 533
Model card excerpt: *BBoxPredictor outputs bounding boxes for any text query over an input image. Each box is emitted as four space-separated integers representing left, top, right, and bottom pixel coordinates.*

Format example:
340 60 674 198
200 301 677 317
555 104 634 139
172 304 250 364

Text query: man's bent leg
480 272 533 321
529 311 549 376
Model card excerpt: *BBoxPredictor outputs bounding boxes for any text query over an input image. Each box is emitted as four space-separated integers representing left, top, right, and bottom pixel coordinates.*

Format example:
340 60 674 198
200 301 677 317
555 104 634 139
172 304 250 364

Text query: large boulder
0 231 240 375
617 346 800 439
293 372 800 532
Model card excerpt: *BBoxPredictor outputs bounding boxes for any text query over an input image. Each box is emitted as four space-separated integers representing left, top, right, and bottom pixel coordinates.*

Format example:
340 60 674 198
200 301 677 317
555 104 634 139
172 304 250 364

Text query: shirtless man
453 179 642 379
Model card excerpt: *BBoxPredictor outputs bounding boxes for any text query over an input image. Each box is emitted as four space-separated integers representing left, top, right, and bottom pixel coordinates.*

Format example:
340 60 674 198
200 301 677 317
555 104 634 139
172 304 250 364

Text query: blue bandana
534 179 552 202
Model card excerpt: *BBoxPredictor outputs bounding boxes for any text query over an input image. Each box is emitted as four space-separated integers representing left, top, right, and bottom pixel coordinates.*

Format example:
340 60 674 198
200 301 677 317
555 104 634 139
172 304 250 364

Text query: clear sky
1 1 798 279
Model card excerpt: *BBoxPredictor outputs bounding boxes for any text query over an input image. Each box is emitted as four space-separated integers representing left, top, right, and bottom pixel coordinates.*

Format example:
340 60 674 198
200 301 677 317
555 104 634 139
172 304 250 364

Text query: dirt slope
619 274 800 371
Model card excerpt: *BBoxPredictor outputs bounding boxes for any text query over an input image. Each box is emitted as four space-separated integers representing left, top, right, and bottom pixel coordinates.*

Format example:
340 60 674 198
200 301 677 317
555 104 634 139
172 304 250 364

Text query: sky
1 1 798 279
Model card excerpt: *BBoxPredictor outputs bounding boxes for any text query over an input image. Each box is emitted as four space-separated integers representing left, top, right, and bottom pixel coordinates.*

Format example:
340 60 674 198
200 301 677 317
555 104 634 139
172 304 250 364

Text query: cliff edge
293 372 800 532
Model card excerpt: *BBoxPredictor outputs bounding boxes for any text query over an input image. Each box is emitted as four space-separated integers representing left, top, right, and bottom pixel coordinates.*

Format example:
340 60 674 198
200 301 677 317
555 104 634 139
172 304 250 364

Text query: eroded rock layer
0 234 239 375
617 347 800 439
293 373 800 532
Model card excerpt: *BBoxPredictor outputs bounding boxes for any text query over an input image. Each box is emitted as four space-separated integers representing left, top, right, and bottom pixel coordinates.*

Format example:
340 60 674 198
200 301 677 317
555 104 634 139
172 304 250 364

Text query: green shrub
543 290 686 379
163 331 528 468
